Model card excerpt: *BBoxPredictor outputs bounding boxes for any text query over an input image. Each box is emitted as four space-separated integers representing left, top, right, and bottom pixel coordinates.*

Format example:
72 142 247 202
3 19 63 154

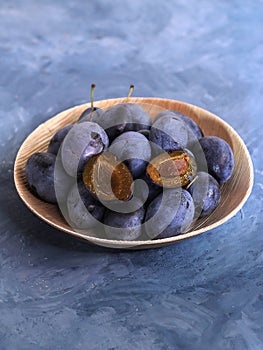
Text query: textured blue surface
1 1 263 349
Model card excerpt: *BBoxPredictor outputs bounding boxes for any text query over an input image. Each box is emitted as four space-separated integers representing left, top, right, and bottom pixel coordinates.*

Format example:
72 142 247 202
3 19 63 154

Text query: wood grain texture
14 98 254 249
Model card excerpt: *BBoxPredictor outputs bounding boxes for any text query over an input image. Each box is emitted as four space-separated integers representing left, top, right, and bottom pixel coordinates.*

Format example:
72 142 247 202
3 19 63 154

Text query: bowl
14 97 254 249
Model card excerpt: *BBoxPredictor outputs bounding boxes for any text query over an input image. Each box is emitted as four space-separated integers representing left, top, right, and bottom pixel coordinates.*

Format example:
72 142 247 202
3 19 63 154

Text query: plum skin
92 103 151 142
67 183 105 230
144 188 194 239
47 125 73 155
78 107 101 123
25 152 57 203
155 110 203 145
61 121 109 177
103 206 145 241
134 173 162 205
149 114 188 152
196 136 234 184
188 171 221 218
109 131 151 179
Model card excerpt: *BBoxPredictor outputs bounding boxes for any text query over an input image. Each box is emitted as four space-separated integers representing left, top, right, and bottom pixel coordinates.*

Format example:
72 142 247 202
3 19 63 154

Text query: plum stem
186 175 199 190
90 83 96 109
126 85 134 103
90 83 96 122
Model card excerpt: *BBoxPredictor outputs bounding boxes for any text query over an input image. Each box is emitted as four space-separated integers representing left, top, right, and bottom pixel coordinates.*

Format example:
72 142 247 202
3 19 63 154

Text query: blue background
0 1 263 349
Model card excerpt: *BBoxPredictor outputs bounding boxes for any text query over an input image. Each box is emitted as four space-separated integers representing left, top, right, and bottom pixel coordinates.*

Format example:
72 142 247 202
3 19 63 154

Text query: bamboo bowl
14 98 254 249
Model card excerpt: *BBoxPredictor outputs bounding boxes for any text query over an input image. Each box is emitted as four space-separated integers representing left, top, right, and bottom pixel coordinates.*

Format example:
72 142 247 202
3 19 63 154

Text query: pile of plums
26 93 234 241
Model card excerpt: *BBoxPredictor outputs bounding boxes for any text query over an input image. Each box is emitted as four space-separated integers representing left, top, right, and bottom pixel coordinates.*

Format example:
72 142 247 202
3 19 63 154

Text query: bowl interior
14 97 253 249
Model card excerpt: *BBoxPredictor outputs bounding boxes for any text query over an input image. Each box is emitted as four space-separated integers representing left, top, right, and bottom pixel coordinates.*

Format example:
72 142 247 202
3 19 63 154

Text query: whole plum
155 110 203 145
67 183 105 230
61 121 109 177
92 103 151 142
188 171 221 218
109 131 151 178
144 188 194 239
149 113 188 152
48 125 73 155
103 206 145 241
26 152 57 203
193 136 234 184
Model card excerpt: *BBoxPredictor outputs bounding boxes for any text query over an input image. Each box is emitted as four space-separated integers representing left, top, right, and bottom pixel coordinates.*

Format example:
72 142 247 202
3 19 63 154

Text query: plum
61 121 109 177
144 188 194 239
109 131 151 178
193 136 234 184
146 149 197 188
92 103 151 142
188 171 221 218
48 125 73 155
103 206 145 241
78 107 103 123
25 152 57 203
149 113 188 152
134 173 162 205
67 183 105 230
78 151 133 202
155 110 203 145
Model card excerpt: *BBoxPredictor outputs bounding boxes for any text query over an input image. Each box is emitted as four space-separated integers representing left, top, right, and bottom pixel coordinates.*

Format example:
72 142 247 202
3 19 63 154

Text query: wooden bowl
14 98 254 249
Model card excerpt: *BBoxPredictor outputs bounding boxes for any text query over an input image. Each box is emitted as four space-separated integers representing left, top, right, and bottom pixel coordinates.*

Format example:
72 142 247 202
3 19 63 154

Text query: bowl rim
14 97 254 249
